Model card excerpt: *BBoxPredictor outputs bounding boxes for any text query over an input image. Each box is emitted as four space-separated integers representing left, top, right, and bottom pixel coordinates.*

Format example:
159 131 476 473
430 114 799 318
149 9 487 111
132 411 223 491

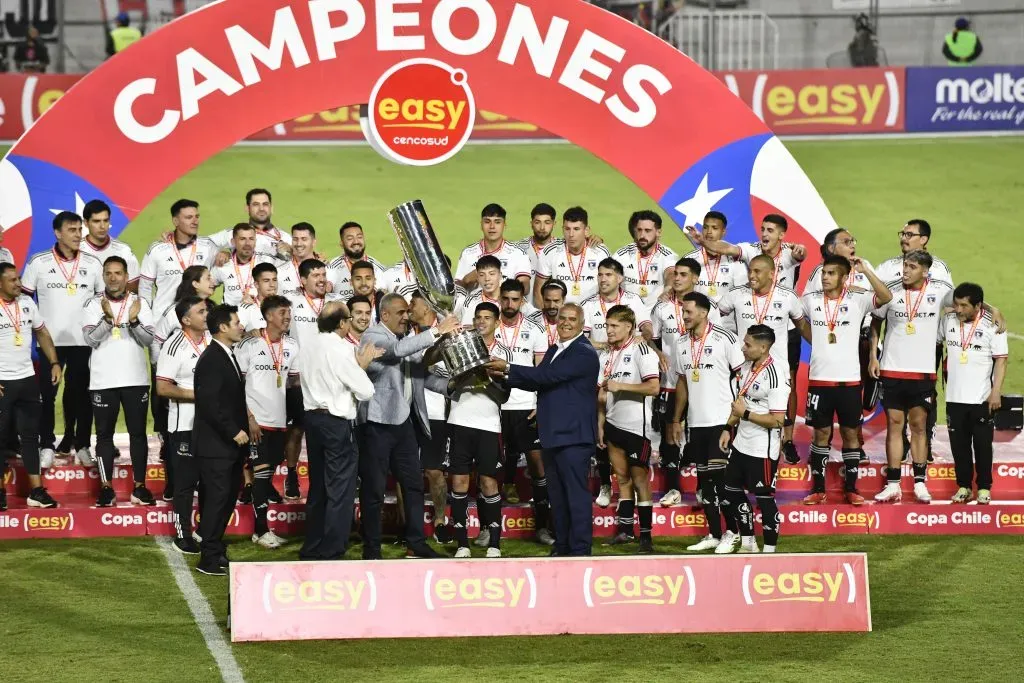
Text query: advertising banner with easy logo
229 553 870 641
905 66 1024 132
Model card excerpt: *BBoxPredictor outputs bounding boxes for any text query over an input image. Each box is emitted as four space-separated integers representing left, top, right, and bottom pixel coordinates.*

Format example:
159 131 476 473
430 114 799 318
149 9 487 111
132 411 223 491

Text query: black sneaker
0 488 6 511
195 561 227 576
27 487 57 508
406 543 443 559
284 469 300 500
782 441 800 465
927 450 934 463
55 439 73 457
638 536 654 554
602 532 636 546
267 483 283 504
238 483 253 504
161 486 174 502
433 524 454 545
96 486 116 508
130 485 156 506
172 537 200 555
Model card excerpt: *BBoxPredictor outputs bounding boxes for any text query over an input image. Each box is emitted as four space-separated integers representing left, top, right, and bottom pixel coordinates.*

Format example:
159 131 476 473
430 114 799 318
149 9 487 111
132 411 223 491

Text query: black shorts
500 409 540 454
604 422 652 469
416 418 448 471
447 424 503 477
249 428 287 468
286 387 304 428
806 384 863 429
787 328 802 373
725 448 778 494
880 377 935 412
687 425 730 464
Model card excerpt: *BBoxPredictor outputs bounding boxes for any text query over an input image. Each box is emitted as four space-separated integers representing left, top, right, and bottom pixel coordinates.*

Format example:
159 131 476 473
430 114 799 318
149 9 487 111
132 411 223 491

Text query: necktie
230 350 242 379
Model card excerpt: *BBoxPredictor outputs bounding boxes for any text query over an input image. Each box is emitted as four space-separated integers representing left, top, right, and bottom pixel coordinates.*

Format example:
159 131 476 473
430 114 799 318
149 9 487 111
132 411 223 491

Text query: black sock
705 463 727 538
726 487 752 536
757 495 780 546
597 448 612 488
913 462 927 484
616 498 635 536
637 502 653 541
809 444 829 493
287 465 296 478
482 493 502 548
252 467 272 535
451 491 469 547
504 452 520 486
841 448 860 492
661 442 681 491
531 477 549 531
100 449 115 487
887 464 902 484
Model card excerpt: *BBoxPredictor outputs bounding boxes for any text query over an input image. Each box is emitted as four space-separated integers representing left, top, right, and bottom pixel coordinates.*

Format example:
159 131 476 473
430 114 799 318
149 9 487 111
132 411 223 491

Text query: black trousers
170 431 205 541
197 451 244 564
0 376 41 474
39 346 92 451
300 412 358 560
91 386 149 483
359 419 427 553
947 402 995 490
150 366 172 489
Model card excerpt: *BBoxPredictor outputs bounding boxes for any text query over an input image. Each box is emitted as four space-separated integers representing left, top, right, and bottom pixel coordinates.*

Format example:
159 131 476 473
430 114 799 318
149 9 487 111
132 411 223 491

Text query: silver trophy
386 200 490 379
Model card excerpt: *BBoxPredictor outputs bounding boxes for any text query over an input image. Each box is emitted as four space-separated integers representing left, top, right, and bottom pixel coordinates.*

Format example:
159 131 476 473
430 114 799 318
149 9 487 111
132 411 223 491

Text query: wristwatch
742 409 751 421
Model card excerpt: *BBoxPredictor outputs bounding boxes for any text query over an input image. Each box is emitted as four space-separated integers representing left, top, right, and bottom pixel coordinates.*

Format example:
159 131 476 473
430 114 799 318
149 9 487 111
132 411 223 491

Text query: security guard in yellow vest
106 12 142 58
942 17 982 66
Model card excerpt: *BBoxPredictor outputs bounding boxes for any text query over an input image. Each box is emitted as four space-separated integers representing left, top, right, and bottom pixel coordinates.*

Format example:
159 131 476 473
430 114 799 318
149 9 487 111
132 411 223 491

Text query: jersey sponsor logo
424 570 534 610
582 567 694 607
741 563 856 604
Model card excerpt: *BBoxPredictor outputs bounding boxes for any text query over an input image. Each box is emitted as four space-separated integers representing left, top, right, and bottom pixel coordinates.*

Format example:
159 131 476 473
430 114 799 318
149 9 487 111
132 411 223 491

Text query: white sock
741 535 755 545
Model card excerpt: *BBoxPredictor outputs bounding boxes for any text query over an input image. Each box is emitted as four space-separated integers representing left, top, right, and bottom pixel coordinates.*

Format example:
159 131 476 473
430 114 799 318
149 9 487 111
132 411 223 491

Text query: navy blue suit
507 334 599 555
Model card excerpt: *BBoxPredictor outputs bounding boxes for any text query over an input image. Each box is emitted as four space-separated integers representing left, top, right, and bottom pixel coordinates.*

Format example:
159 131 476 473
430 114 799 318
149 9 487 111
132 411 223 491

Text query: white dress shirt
301 331 375 418
213 338 241 379
551 331 584 361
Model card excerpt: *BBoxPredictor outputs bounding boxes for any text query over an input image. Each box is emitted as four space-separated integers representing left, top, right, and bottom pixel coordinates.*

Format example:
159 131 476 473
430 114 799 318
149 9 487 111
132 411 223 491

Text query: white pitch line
1008 332 1024 341
155 537 246 683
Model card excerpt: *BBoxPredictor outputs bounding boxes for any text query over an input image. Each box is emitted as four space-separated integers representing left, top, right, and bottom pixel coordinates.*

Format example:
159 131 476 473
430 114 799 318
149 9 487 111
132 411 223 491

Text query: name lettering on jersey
424 571 533 610
583 567 694 607
742 565 854 604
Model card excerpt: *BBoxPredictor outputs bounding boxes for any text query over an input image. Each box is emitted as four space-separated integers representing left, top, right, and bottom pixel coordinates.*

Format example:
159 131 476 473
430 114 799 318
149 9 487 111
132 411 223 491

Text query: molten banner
229 553 871 640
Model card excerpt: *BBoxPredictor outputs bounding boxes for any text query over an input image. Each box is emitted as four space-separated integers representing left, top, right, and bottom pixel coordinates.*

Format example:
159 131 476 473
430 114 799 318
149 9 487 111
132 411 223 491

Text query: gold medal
13 332 23 347
906 322 916 335
639 285 648 298
959 351 968 364
827 332 837 344
691 369 700 383
708 285 717 297
572 282 580 296
276 375 283 388
66 283 77 296
111 327 122 340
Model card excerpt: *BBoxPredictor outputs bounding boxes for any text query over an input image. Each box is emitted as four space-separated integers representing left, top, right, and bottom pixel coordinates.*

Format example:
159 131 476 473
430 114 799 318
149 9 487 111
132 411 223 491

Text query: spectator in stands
107 12 142 58
848 13 879 67
943 17 982 66
14 25 48 73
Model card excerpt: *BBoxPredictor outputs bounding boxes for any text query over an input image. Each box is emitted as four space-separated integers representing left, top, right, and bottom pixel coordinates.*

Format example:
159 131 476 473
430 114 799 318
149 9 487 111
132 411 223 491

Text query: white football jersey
513 236 557 292
682 248 747 305
21 249 104 346
326 255 387 301
454 240 531 284
875 254 953 288
286 290 341 351
238 301 267 333
717 284 803 375
235 332 300 429
151 303 183 364
652 295 720 389
156 329 210 432
0 247 14 265
526 310 559 349
537 242 611 304
274 257 303 299
942 311 1008 405
673 324 744 427
0 295 44 380
732 357 789 460
82 294 154 390
874 279 953 378
581 289 652 345
80 237 140 284
380 262 418 299
496 315 547 411
599 339 660 438
138 237 219 316
447 341 512 433
614 242 678 307
737 242 801 291
801 288 878 383
210 254 272 306
460 290 503 326
209 225 291 262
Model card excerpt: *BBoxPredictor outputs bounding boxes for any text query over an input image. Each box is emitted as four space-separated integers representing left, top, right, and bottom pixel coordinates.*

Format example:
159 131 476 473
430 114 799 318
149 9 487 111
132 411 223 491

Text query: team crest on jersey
21 306 28 313
721 265 730 273
650 264 659 271
704 346 712 355
927 295 936 304
975 330 983 338
587 260 597 269
623 355 632 363
839 305 849 313
773 301 783 309
752 382 761 391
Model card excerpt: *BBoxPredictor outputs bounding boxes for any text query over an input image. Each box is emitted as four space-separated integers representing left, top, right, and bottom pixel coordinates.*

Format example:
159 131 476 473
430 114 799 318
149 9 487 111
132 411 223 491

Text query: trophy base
440 329 491 379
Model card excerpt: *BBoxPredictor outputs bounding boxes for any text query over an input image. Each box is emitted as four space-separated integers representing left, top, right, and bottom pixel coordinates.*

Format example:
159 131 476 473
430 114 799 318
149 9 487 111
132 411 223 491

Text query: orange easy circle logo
367 58 476 166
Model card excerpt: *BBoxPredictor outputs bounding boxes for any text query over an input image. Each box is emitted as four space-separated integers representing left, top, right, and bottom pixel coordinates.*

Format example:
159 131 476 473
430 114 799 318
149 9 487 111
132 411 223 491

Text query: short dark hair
531 203 556 221
339 221 363 238
746 324 776 346
476 255 502 272
246 188 271 204
762 213 788 231
628 210 662 234
170 199 198 218
252 262 277 280
173 266 208 303
562 206 588 225
291 222 315 238
0 262 18 278
906 218 931 239
605 304 635 328
347 294 372 310
474 302 500 318
500 279 525 295
318 304 348 333
481 203 506 219
953 282 984 306
260 294 291 319
83 199 111 221
598 257 623 276
207 304 238 335
541 280 567 298
675 257 701 276
175 295 205 324
750 253 776 272
232 222 256 238
52 211 81 232
704 210 727 227
903 249 933 270
103 255 128 272
350 260 375 277
822 254 852 276
299 258 326 279
821 228 848 258
682 291 711 313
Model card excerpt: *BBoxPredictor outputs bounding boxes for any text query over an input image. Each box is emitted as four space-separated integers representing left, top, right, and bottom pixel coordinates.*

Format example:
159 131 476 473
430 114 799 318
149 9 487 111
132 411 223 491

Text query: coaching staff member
487 302 599 556
192 304 248 575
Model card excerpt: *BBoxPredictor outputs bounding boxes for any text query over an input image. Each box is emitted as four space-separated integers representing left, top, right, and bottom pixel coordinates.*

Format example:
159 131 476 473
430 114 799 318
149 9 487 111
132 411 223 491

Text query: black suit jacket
192 341 248 460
